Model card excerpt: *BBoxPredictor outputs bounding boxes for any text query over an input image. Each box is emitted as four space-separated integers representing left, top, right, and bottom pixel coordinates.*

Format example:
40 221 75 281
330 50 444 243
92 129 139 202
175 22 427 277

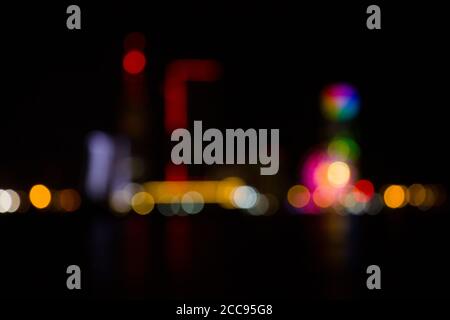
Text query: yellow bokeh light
131 192 155 215
327 161 351 187
29 184 52 209
142 177 244 208
287 185 310 208
384 185 407 209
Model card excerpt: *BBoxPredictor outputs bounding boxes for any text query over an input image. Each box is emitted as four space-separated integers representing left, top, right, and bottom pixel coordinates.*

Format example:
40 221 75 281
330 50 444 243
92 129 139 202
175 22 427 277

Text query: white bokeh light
232 186 258 209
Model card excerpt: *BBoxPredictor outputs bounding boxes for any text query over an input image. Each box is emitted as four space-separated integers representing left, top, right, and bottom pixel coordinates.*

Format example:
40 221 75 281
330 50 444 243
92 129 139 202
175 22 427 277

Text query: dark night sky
1 2 448 189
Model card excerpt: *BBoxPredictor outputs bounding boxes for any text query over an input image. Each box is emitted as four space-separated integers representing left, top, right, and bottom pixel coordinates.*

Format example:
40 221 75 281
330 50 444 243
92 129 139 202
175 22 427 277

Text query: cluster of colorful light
321 83 360 122
383 184 444 210
288 83 445 214
299 148 358 213
287 182 445 214
107 177 278 217
0 184 81 214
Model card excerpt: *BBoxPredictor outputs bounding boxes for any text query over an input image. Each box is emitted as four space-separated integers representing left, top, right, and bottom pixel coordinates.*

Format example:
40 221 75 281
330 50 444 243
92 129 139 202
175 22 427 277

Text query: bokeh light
109 190 131 214
327 161 351 187
301 150 359 213
181 191 204 214
123 50 146 75
58 189 81 212
314 160 332 186
29 184 51 209
408 184 427 207
321 83 360 122
343 191 367 215
287 185 310 208
312 186 335 208
0 190 12 213
131 191 155 215
232 186 258 209
248 194 270 216
354 179 375 202
327 136 360 161
6 190 21 213
383 185 408 209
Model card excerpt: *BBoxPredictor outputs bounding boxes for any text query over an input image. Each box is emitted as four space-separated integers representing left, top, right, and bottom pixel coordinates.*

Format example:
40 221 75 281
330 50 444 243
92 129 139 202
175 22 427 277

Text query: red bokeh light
355 179 375 200
123 50 146 75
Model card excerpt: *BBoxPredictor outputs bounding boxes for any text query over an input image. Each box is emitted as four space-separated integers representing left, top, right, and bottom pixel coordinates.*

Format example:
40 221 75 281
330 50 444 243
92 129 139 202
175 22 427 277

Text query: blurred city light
123 50 146 75
86 131 115 201
164 59 221 133
109 190 131 214
383 185 408 209
354 179 375 202
408 184 427 207
6 190 21 213
327 136 360 161
29 184 51 209
248 193 270 216
231 186 258 209
327 161 351 187
312 186 336 208
287 185 310 209
131 191 155 215
181 191 204 214
0 190 12 213
321 83 360 122
57 189 81 212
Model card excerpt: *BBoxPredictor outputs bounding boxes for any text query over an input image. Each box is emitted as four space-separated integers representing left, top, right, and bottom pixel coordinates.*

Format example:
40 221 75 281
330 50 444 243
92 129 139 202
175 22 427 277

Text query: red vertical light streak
164 59 221 180
163 60 221 286
164 59 221 134
121 34 150 297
